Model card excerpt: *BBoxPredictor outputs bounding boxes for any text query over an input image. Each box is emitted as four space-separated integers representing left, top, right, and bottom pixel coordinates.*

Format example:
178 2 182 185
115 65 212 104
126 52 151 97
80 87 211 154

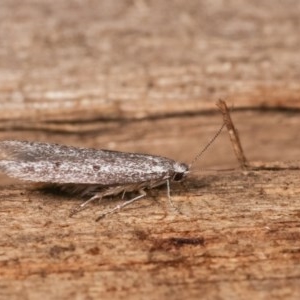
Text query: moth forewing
0 138 199 220
0 140 188 186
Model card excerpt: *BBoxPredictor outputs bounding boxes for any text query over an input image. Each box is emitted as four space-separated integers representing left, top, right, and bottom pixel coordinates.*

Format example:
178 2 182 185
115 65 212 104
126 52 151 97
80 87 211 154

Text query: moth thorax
171 162 189 182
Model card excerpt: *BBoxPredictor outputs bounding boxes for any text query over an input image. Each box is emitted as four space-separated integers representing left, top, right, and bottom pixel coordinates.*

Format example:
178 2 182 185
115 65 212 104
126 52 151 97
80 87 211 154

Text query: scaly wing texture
0 141 175 185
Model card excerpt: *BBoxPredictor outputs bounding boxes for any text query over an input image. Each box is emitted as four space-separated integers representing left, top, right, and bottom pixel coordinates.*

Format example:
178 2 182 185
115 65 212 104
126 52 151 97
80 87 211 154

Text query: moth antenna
189 122 225 169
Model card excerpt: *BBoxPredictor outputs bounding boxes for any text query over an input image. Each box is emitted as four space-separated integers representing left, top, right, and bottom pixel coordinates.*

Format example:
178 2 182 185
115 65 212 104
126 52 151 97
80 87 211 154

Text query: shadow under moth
0 127 223 221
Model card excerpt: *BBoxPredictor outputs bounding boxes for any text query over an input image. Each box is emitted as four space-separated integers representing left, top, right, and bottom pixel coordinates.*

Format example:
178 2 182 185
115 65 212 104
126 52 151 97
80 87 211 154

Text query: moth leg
166 179 182 214
95 189 146 221
69 194 102 217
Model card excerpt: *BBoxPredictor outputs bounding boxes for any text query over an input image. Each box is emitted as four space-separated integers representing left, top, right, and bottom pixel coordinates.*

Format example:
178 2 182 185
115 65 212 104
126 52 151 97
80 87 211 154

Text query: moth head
171 162 189 182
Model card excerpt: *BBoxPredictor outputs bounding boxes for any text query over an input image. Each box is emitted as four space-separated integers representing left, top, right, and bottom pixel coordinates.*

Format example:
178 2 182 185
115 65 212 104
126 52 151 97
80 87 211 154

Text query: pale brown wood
0 1 300 127
1 112 300 300
1 0 300 299
1 169 300 300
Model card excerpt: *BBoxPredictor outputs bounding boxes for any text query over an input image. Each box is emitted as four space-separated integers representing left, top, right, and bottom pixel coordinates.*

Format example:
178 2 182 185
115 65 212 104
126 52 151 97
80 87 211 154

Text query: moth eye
173 172 184 182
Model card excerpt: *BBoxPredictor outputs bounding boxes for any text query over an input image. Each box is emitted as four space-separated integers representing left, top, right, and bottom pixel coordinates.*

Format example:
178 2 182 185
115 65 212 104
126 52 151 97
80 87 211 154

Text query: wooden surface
1 1 300 299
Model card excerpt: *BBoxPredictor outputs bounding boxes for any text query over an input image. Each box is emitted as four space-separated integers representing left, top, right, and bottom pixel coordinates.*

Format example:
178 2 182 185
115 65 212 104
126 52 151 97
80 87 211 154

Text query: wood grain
0 0 300 299
0 1 300 126
0 169 300 299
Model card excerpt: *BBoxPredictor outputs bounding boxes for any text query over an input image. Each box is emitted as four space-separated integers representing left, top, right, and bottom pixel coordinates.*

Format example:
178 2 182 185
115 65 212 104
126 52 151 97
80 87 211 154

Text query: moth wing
0 140 173 185
0 140 91 161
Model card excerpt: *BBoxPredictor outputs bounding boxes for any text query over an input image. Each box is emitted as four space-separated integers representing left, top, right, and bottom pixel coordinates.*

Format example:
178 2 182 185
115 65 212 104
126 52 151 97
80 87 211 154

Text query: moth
0 126 223 220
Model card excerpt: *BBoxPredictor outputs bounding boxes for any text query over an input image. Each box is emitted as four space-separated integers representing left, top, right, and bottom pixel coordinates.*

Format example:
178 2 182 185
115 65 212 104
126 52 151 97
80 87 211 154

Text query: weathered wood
0 1 300 125
1 111 300 299
1 0 300 299
0 169 300 299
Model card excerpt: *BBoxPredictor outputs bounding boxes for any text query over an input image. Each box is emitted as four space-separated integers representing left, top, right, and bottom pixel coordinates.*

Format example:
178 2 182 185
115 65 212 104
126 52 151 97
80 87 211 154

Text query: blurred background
0 0 299 171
